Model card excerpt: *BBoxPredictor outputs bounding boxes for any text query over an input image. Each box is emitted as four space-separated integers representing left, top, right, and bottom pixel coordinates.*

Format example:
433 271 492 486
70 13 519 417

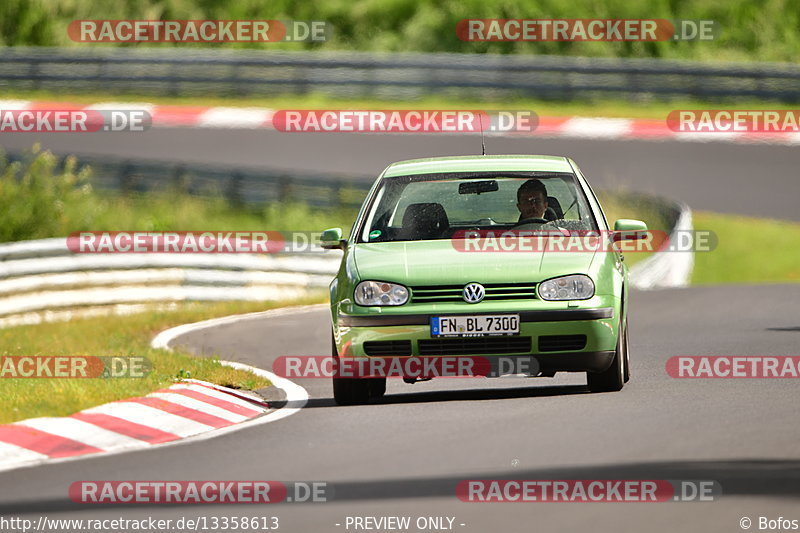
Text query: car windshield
358 172 598 243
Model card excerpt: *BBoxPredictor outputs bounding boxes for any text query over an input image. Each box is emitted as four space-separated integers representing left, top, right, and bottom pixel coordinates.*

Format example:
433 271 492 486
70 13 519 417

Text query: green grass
3 89 800 120
2 0 800 62
692 211 800 285
0 296 326 424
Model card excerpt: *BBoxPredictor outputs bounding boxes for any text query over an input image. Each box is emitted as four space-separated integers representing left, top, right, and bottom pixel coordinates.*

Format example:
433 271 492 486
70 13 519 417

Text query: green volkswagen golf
322 155 647 405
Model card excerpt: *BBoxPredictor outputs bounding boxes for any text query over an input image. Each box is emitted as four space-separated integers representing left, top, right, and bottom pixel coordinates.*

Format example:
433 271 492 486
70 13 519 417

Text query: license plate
431 315 520 337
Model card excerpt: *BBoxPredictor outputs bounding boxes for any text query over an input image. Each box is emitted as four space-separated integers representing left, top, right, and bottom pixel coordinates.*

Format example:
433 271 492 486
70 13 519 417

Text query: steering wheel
512 217 548 228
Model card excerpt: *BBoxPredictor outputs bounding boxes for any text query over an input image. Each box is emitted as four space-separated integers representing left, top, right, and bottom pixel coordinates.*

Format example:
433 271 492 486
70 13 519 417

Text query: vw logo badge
463 283 485 304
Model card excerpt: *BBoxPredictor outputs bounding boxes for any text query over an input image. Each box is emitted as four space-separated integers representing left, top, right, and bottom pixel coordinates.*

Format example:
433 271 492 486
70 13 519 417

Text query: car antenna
478 113 486 155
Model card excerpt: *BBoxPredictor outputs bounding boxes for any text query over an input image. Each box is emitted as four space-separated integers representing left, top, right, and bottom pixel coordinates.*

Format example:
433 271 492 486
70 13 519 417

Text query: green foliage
0 144 94 242
0 145 360 242
0 0 798 61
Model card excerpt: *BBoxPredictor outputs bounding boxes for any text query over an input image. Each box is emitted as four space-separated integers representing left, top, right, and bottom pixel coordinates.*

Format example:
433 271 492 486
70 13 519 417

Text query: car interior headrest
400 203 450 240
544 196 564 221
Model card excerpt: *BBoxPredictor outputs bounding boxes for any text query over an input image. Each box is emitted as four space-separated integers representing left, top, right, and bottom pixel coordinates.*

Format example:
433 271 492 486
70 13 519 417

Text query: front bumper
334 302 619 374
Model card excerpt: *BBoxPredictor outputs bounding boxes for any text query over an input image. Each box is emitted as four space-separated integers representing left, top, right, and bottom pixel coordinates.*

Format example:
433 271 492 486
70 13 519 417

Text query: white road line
179 377 267 404
559 117 634 138
198 107 272 128
84 102 156 114
168 383 269 411
220 361 307 424
16 417 147 451
83 402 214 437
0 100 32 110
0 442 48 470
146 392 249 423
675 130 743 142
151 303 325 349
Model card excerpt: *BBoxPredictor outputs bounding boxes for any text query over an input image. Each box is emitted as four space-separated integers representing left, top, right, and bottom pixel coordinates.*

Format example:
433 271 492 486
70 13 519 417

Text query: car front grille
363 340 413 356
418 336 532 356
538 334 587 352
410 283 537 304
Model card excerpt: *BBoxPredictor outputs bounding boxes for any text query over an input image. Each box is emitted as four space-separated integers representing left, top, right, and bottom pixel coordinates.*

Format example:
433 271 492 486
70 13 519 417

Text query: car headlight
354 281 409 306
538 274 595 301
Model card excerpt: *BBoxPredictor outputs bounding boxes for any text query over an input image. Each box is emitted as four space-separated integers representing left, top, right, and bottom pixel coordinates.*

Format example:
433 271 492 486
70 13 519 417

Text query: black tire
623 321 631 383
587 318 627 393
369 378 387 398
331 331 372 405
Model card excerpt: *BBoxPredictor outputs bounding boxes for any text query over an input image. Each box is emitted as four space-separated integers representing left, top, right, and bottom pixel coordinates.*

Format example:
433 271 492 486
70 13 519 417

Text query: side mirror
613 219 648 241
320 228 346 250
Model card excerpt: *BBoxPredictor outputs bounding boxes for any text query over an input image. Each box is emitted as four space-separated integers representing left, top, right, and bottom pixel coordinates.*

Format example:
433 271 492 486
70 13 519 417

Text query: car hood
352 240 597 285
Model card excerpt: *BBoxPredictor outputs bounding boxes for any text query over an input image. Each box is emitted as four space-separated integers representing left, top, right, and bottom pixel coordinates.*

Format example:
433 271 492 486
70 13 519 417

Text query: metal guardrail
628 200 693 289
0 237 341 321
1 47 799 102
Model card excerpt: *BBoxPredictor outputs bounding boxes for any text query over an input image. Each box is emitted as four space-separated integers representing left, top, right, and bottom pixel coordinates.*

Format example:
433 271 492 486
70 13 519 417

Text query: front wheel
331 331 375 405
623 321 630 383
369 378 387 398
332 375 371 405
587 318 627 393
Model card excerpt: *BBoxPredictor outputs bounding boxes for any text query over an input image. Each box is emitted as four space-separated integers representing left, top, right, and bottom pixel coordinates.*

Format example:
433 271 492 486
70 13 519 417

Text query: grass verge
692 212 800 285
0 295 325 425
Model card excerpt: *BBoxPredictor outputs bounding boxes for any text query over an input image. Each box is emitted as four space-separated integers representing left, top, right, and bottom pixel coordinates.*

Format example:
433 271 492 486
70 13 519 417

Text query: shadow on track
275 383 591 409
4 459 800 514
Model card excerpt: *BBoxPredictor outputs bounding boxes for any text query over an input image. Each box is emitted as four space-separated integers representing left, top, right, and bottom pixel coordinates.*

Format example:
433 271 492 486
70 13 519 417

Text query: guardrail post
119 161 135 195
225 172 244 207
171 165 190 194
278 176 292 204
29 57 41 91
333 180 343 209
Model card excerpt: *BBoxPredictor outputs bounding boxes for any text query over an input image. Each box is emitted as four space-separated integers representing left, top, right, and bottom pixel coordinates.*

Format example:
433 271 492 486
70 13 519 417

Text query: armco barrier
1 47 799 102
628 200 694 289
0 238 341 320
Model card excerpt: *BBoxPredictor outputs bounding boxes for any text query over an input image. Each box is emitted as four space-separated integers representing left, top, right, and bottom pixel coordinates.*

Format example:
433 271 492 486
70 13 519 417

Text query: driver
516 179 549 221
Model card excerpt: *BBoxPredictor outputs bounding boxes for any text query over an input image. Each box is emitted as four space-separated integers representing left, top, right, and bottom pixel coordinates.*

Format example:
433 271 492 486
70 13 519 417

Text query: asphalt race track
1 285 800 532
1 131 799 532
3 129 800 221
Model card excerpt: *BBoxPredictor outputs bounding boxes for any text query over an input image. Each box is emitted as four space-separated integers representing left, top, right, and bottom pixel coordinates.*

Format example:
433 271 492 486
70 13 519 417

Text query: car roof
382 155 573 178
